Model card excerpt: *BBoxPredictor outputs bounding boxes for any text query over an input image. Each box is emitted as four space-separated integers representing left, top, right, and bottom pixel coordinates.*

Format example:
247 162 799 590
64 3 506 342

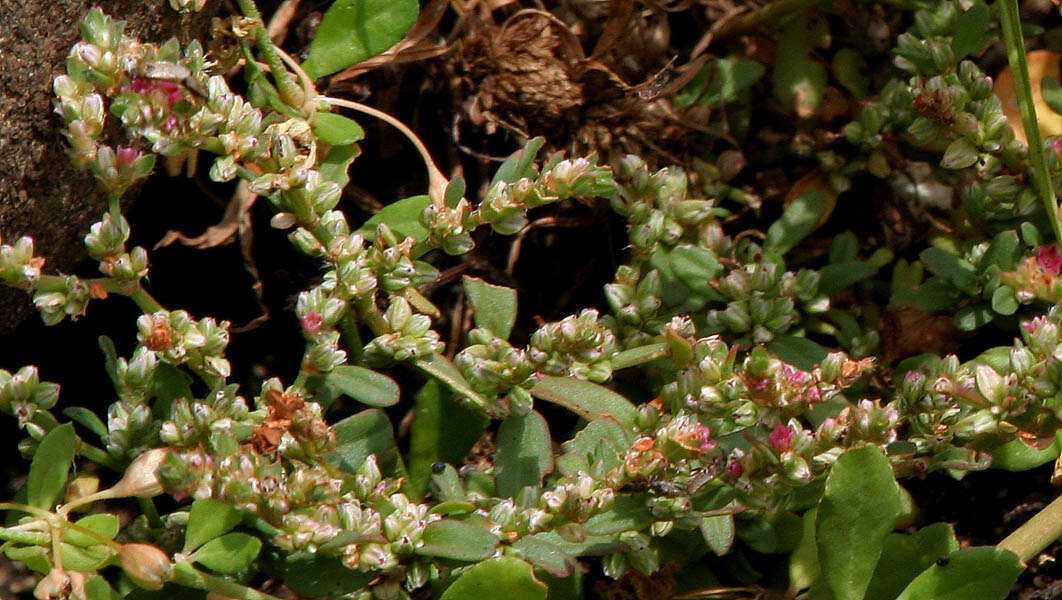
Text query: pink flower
115 146 142 169
726 459 743 478
752 377 770 392
783 365 807 386
1022 315 1047 334
770 424 793 452
806 386 821 402
301 311 323 334
694 425 716 453
1038 245 1062 276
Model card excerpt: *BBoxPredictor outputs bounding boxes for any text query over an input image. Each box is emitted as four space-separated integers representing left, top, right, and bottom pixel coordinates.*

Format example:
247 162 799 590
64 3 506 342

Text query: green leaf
555 419 629 477
990 434 1062 471
669 245 724 296
84 575 120 600
153 362 194 406
66 513 120 547
1043 76 1062 115
356 195 431 244
765 192 833 256
59 542 113 571
193 532 262 574
981 230 1021 271
440 557 547 600
818 261 879 296
278 554 376 597
953 3 991 60
184 498 241 553
531 376 638 430
407 380 489 500
990 285 1018 315
495 410 554 498
865 523 960 600
941 138 979 169
62 406 107 438
766 335 829 371
27 423 76 510
445 175 466 208
676 57 766 108
954 304 993 331
894 547 1023 600
584 494 653 535
788 507 820 595
415 353 485 406
325 365 400 407
511 536 576 577
772 11 828 116
312 112 365 146
302 0 419 79
491 138 545 188
816 446 902 600
319 143 362 188
329 409 405 477
831 48 869 99
417 519 498 561
920 248 978 295
700 514 735 556
462 276 518 340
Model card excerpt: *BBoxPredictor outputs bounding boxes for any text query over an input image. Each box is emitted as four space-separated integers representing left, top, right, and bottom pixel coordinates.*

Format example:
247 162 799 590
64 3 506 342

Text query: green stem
232 0 305 112
998 493 1062 562
998 0 1062 243
172 560 286 600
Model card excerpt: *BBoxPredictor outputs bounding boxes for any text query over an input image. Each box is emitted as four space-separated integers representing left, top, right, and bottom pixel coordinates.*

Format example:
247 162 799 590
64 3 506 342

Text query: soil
3 1 1062 599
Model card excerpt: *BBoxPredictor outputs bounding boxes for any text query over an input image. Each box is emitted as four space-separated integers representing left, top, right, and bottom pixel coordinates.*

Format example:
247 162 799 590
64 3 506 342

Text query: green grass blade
998 0 1062 243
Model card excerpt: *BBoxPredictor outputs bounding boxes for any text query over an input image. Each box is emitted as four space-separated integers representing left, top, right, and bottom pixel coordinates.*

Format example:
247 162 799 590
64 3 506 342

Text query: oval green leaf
865 523 960 600
356 194 431 245
60 542 113 571
816 446 902 600
312 112 365 146
326 365 400 407
67 513 120 547
462 276 518 340
184 498 241 553
894 547 1022 600
302 0 419 79
193 532 262 574
495 410 554 499
439 557 547 600
764 191 834 256
511 536 576 577
407 380 488 501
417 519 498 561
279 554 376 597
530 376 638 430
28 423 76 510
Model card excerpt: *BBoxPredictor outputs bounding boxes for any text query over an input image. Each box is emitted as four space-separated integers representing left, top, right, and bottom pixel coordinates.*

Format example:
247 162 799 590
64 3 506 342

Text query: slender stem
322 96 449 207
999 0 1062 243
232 0 305 112
998 493 1062 562
0 503 53 520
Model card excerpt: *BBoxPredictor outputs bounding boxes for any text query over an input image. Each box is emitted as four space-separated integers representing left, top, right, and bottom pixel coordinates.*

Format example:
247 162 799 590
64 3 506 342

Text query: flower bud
34 569 70 600
118 543 173 590
111 448 169 498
